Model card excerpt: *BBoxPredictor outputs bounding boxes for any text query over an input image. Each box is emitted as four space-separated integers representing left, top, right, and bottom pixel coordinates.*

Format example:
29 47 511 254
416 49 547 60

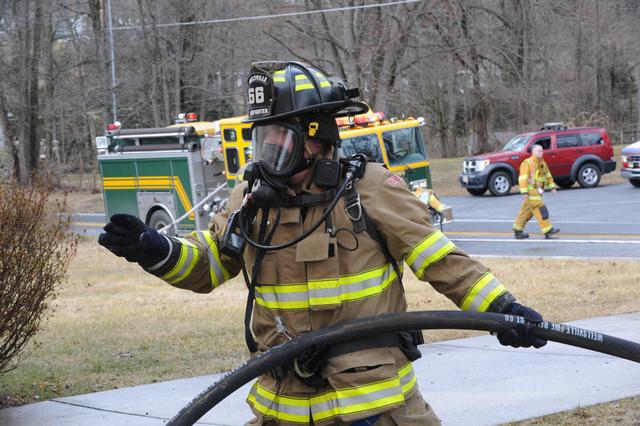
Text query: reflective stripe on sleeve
254 263 401 310
406 231 456 279
191 231 229 288
159 239 200 285
460 272 507 312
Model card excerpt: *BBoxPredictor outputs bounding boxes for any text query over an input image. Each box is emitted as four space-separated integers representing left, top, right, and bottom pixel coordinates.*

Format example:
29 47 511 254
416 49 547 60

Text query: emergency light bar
176 112 198 124
335 112 385 127
106 121 121 132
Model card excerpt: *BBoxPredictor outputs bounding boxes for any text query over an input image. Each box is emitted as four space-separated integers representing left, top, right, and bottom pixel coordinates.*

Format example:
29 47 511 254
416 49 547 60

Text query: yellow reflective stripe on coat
191 231 229 288
295 74 314 91
460 272 507 312
527 195 542 200
311 362 416 421
406 231 456 278
160 239 199 285
247 363 417 423
254 263 401 310
308 263 401 307
247 383 310 423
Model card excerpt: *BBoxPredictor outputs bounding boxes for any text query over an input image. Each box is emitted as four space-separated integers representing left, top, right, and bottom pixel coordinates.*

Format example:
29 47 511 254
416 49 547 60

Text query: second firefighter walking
513 144 560 239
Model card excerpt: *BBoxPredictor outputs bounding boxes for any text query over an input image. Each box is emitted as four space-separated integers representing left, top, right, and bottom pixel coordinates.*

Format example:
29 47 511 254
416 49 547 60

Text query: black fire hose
168 310 640 426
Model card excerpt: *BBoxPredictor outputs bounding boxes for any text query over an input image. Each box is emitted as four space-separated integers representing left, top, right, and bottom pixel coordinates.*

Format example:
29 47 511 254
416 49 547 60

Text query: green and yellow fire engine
96 113 227 234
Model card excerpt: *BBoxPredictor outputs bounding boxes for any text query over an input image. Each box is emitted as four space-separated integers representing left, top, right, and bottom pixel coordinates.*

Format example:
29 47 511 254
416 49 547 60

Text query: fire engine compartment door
137 192 176 224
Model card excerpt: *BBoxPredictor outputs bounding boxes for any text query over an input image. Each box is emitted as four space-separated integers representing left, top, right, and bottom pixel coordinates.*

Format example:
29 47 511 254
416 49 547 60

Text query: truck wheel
466 187 486 196
630 179 640 188
577 163 601 188
149 209 175 235
488 171 512 196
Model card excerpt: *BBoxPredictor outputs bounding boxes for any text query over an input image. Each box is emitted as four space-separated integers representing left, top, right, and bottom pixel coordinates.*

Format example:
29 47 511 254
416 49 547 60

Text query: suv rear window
580 131 604 146
556 133 580 148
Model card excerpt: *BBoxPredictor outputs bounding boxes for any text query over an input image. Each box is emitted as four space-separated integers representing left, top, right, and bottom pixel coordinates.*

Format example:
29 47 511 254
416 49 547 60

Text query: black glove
98 214 169 268
497 302 547 349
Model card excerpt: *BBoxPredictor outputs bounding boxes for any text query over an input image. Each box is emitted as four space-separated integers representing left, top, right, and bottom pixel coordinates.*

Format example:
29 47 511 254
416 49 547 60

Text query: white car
621 141 640 187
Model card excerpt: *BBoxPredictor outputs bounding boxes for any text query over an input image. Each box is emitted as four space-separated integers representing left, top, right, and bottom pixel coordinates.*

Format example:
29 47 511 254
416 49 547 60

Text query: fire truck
96 111 452 234
96 113 227 234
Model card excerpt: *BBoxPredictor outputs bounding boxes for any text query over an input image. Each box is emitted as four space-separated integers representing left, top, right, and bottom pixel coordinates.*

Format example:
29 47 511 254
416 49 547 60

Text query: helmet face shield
252 121 305 176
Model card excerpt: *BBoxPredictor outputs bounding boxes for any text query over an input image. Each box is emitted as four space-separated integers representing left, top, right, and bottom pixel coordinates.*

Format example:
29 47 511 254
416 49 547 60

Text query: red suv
459 124 616 196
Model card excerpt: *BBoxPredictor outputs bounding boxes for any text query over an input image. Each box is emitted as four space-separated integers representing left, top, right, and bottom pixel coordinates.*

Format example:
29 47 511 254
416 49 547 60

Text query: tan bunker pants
512 197 553 234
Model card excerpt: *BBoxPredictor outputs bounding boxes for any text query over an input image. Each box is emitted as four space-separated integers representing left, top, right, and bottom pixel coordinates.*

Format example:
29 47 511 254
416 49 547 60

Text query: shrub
0 180 78 373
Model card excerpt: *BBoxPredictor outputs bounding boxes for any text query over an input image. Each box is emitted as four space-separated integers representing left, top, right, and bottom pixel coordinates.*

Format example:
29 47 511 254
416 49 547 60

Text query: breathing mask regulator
243 112 341 208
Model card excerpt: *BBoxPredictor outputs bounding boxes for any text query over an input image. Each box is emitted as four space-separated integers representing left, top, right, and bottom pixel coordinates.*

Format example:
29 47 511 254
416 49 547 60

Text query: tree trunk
520 0 531 127
87 0 112 126
16 0 44 183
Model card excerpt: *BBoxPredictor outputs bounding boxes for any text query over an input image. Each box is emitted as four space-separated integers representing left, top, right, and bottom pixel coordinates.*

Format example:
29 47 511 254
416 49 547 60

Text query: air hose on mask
238 156 364 251
167 310 640 426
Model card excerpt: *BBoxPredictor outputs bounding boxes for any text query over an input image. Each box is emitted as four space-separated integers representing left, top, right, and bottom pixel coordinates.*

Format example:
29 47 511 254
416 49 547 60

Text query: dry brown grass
1 240 638 409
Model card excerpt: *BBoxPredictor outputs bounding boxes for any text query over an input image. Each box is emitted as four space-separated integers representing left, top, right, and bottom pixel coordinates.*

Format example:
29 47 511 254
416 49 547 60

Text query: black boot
514 230 529 239
545 228 560 239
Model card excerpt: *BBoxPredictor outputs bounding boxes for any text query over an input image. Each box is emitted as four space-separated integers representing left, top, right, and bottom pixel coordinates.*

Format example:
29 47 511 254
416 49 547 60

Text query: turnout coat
145 163 515 425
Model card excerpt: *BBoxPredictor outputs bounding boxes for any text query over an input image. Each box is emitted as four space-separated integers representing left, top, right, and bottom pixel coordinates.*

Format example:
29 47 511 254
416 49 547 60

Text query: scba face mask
251 119 310 178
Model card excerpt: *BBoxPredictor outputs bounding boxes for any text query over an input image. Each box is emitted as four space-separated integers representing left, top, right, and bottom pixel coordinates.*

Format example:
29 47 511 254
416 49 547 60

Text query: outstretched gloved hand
98 213 169 268
497 302 547 349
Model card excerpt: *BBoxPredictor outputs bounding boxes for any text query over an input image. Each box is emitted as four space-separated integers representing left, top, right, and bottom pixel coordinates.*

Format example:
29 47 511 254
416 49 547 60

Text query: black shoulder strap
280 190 338 208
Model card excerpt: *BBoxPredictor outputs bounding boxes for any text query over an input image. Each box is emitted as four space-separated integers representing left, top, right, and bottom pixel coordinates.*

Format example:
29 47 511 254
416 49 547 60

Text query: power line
111 0 422 31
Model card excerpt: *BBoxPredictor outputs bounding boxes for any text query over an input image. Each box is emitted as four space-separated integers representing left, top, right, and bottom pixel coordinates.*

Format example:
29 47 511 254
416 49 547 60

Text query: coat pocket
325 348 397 389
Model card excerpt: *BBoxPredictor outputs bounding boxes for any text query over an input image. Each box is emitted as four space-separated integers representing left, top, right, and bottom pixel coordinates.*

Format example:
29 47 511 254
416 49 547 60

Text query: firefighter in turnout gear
513 145 560 239
99 62 547 425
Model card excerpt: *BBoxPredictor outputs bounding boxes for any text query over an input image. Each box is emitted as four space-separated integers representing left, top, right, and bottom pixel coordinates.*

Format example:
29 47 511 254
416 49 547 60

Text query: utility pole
106 0 117 122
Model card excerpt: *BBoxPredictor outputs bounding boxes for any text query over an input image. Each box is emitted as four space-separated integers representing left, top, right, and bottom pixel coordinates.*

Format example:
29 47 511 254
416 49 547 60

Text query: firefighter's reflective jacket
518 155 557 199
145 163 516 425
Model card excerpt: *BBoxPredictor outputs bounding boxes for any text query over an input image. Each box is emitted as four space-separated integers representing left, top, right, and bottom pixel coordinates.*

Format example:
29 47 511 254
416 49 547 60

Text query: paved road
72 182 640 259
2 313 639 426
440 182 640 259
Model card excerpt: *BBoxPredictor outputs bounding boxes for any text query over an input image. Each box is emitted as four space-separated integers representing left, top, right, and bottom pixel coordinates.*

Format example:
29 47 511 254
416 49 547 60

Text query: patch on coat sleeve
384 173 405 187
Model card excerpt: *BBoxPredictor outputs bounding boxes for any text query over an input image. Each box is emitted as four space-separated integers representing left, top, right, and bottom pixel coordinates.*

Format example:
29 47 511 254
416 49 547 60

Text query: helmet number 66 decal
248 86 264 105
247 73 274 118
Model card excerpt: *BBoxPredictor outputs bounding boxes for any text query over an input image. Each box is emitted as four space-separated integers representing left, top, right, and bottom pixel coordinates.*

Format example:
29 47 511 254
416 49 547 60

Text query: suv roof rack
540 122 567 131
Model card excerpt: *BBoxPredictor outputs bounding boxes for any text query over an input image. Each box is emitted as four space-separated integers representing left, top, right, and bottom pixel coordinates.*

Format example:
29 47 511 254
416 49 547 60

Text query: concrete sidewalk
2 313 639 426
